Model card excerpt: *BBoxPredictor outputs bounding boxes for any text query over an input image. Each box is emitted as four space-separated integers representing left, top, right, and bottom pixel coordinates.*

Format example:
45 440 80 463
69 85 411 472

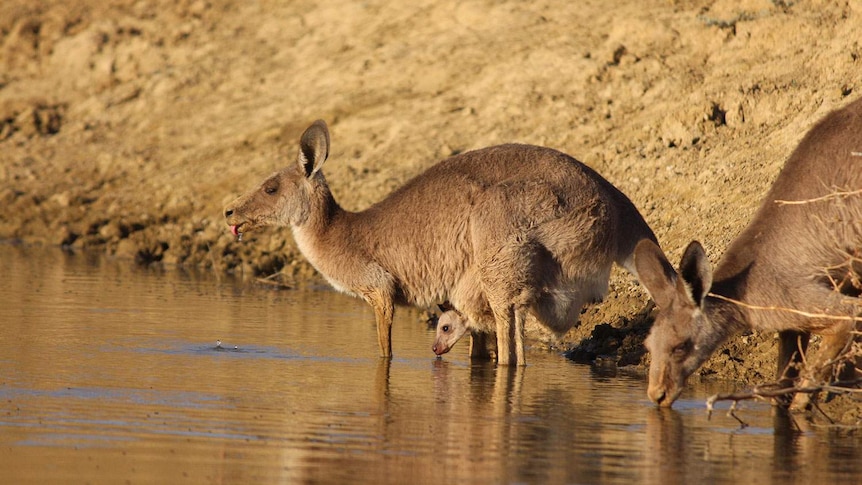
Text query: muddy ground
1 0 860 422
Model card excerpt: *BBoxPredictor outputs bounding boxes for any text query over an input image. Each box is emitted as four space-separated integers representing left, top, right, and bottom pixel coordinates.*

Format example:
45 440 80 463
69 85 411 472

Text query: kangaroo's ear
678 240 712 307
438 301 454 312
634 239 678 310
298 120 330 178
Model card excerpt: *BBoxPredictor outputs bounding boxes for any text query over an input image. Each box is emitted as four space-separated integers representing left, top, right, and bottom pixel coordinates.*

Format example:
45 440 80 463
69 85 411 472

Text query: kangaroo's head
634 239 717 407
224 120 331 239
432 310 470 356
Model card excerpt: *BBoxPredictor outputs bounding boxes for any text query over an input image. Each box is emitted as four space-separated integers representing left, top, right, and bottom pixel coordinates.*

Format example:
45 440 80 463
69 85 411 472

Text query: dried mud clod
564 301 654 368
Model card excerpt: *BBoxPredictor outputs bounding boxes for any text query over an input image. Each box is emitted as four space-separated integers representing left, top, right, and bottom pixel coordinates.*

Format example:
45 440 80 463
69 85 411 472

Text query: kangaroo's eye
672 339 693 358
441 325 450 332
264 185 278 195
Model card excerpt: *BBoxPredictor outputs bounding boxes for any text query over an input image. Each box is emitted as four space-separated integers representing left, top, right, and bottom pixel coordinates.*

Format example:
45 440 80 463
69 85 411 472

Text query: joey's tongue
230 225 239 236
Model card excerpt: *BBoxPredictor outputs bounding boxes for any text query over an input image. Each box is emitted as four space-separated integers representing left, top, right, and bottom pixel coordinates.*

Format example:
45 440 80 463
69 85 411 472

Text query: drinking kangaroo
635 97 862 407
225 120 657 365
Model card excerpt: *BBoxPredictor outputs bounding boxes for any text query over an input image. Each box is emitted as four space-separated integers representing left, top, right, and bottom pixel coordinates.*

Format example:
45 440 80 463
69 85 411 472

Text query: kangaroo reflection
643 408 685 485
428 359 634 484
772 408 805 479
641 399 862 484
770 407 862 483
429 359 526 482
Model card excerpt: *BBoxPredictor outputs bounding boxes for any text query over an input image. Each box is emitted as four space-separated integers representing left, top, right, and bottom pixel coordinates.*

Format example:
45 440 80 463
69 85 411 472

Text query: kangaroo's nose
225 208 234 217
649 387 667 407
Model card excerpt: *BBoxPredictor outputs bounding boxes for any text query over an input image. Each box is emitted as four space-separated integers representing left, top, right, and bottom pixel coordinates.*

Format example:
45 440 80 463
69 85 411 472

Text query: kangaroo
432 272 626 359
433 308 548 359
634 97 862 408
225 119 657 365
433 309 477 357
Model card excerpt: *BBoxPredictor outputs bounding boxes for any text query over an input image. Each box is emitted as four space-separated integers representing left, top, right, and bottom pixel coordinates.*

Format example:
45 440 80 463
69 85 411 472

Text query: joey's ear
297 120 330 178
438 301 454 312
678 240 712 306
634 239 679 310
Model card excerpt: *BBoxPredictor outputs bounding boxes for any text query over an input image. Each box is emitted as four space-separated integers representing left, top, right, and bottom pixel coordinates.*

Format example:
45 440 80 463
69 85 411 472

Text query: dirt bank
1 0 860 419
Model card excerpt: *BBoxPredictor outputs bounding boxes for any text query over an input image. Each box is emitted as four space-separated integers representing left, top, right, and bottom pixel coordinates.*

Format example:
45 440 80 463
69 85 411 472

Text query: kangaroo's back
366 144 613 215
352 144 656 305
715 97 862 309
634 97 862 407
765 97 862 204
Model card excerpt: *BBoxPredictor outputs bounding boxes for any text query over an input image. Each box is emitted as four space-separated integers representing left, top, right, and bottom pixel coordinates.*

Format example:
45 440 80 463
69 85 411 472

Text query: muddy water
0 245 860 484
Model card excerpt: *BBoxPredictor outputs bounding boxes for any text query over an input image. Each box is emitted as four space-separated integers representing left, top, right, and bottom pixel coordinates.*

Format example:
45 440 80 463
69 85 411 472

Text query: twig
727 401 749 428
707 378 862 409
708 293 860 322
704 199 862 424
811 400 836 425
255 271 292 288
775 188 862 205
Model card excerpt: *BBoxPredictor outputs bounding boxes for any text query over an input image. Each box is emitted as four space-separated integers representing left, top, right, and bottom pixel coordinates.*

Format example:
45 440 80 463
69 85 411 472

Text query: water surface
0 245 859 484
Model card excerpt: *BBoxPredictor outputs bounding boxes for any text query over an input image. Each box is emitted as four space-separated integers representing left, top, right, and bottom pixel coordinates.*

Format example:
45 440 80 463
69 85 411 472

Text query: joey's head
224 120 331 240
634 239 718 407
432 310 470 356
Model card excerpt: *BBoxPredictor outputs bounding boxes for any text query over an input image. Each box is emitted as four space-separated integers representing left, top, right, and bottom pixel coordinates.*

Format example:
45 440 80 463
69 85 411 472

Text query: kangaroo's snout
224 204 244 240
648 386 667 407
432 342 450 356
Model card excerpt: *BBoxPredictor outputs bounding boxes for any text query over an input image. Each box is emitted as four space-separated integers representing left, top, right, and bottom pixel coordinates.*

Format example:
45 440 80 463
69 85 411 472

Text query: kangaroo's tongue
230 225 239 236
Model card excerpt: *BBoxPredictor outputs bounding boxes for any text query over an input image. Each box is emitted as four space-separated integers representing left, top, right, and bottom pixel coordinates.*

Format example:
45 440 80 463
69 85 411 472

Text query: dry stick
707 380 862 409
705 293 862 421
775 188 862 206
706 375 862 411
811 400 837 426
821 256 862 297
707 188 862 423
708 293 861 322
706 378 862 425
255 272 291 288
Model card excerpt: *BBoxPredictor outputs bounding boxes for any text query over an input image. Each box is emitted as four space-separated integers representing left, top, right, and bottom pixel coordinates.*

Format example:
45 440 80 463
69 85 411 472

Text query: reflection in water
770 408 862 485
0 244 860 483
643 409 685 485
773 408 805 481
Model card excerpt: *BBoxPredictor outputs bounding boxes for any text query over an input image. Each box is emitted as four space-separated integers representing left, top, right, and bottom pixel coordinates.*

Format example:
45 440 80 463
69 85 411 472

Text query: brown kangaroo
634 97 862 407
225 120 657 365
431 253 643 359
432 307 543 359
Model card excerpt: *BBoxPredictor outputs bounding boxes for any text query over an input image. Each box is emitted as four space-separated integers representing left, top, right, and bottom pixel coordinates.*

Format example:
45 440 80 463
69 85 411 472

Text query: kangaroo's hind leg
482 299 527 366
361 285 396 359
790 321 855 411
775 330 808 408
469 331 494 360
476 241 541 366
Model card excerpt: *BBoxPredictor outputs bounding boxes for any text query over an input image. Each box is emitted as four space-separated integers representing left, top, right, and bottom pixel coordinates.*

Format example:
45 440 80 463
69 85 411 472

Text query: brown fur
432 308 550 360
225 120 657 365
635 97 862 407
